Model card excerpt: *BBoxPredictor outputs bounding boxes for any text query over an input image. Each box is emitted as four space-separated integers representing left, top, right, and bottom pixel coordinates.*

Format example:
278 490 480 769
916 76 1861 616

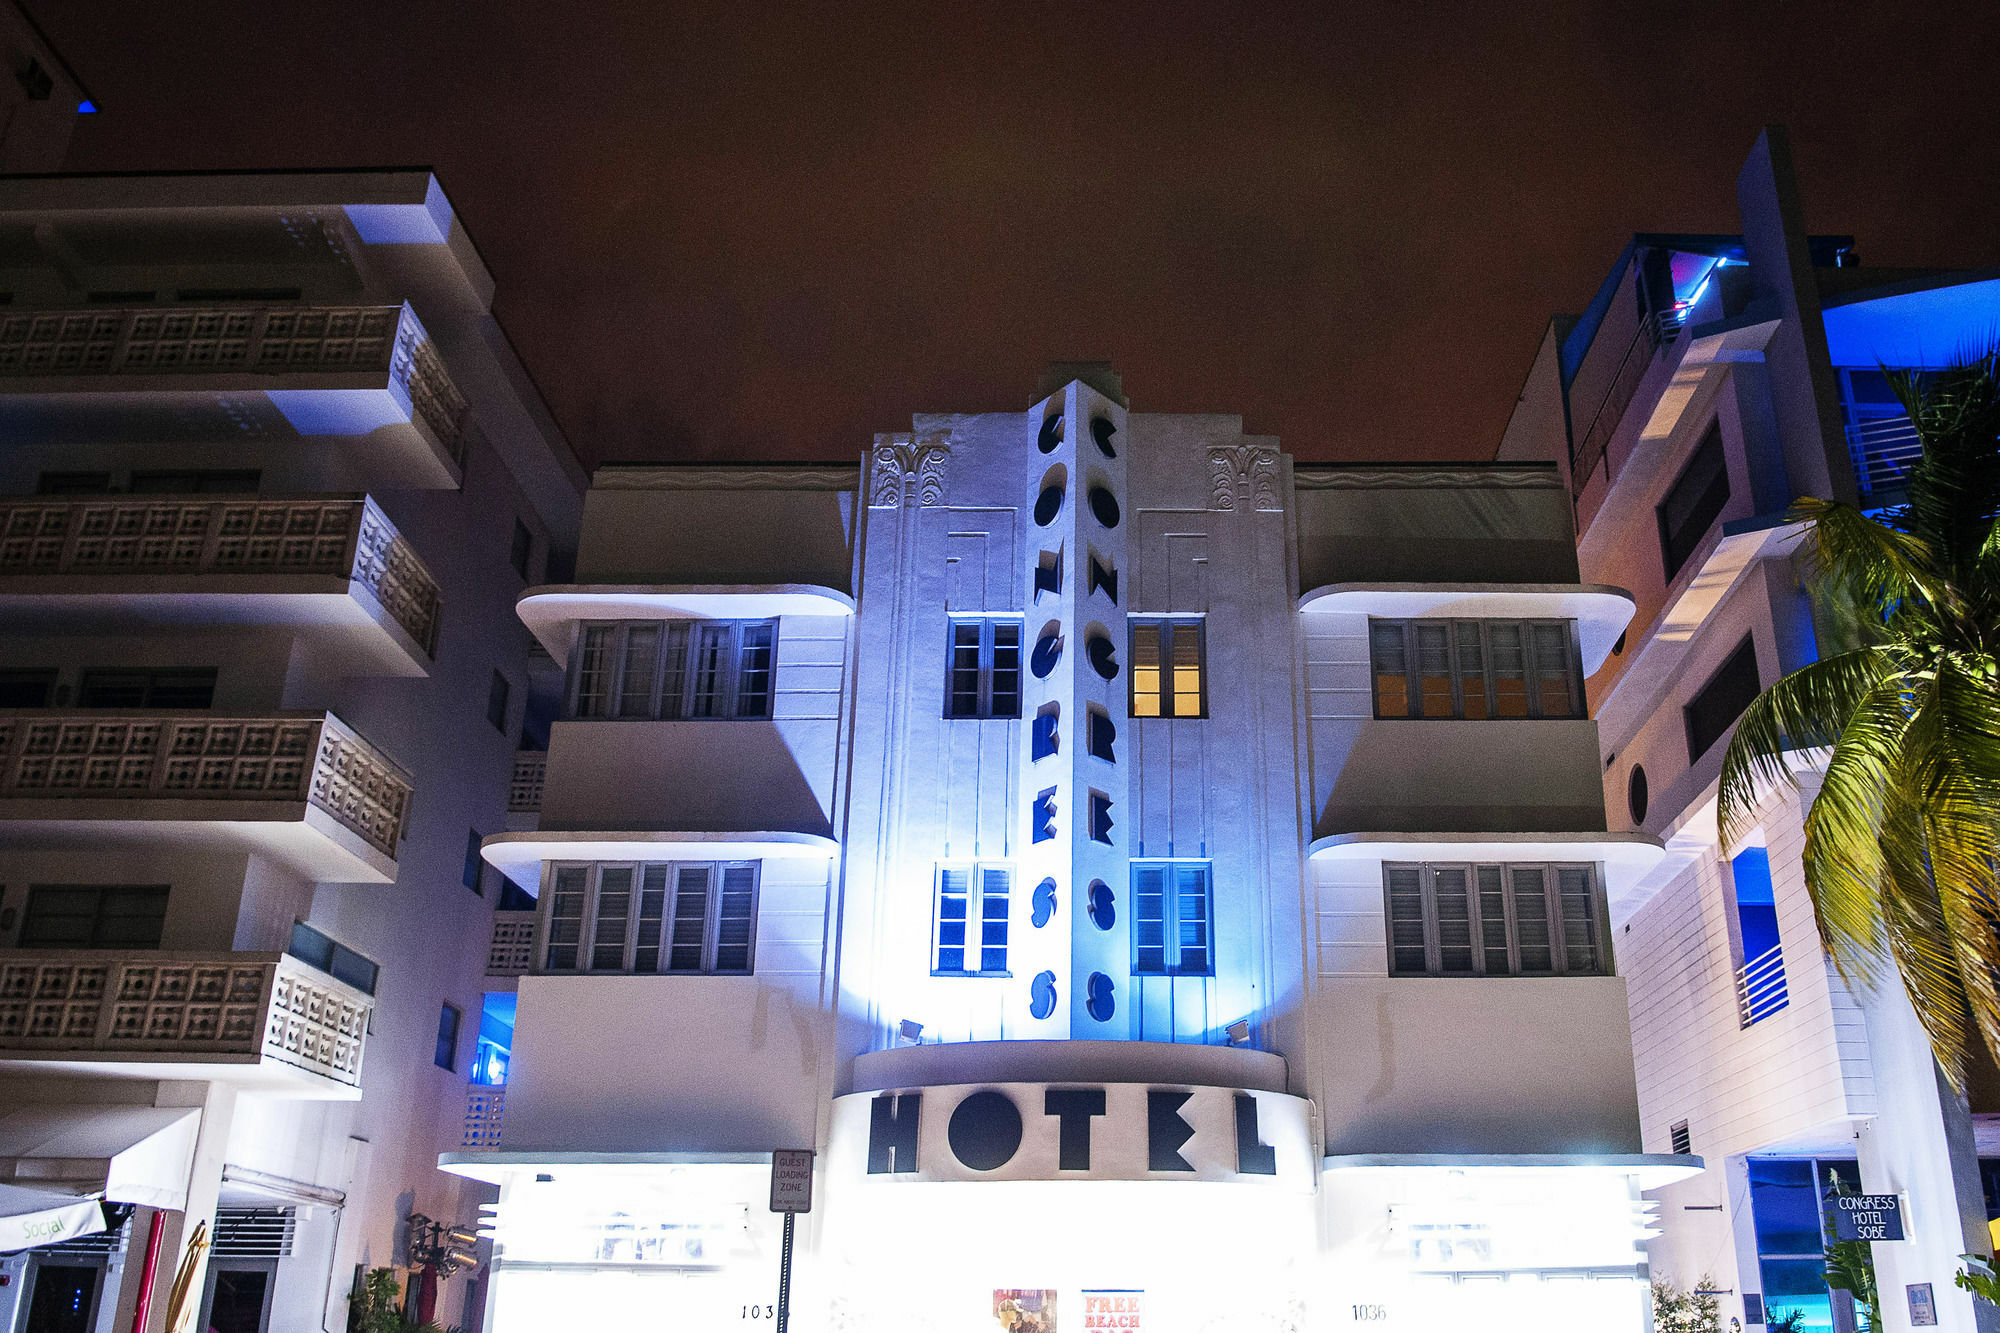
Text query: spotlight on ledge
897 1019 924 1046
1225 1018 1252 1047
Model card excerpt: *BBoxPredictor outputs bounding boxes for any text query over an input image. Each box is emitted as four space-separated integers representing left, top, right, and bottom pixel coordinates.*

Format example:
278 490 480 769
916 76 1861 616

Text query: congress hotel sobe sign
826 1081 1315 1187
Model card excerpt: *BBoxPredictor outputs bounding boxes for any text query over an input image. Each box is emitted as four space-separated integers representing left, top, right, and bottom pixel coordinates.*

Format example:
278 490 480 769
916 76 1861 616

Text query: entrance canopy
0 1105 201 1212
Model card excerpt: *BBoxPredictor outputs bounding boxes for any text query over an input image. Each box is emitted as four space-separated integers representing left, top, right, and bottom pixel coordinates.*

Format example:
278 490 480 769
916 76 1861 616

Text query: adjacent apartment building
1497 127 2000 1333
443 362 1696 1333
0 170 584 1332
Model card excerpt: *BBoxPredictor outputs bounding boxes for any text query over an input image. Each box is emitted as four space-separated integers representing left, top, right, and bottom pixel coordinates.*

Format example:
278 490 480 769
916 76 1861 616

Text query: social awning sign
1831 1194 1904 1242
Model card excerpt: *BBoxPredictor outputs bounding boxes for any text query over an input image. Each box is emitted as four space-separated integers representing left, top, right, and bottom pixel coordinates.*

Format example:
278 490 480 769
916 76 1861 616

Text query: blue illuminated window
1131 861 1212 976
945 619 1022 718
1730 845 1788 1026
933 863 1010 975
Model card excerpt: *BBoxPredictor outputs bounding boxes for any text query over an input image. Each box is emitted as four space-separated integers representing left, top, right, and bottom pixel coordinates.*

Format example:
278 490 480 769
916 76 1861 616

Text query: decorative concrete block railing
486 912 536 976
1735 942 1790 1029
507 751 546 813
0 950 371 1087
0 493 442 655
0 302 470 466
0 710 412 860
462 1083 506 1148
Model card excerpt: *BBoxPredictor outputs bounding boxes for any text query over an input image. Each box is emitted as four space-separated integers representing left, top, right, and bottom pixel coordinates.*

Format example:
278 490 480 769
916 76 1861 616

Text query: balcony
462 1082 506 1148
1735 943 1790 1028
0 303 470 487
0 710 411 881
0 493 441 674
0 949 371 1097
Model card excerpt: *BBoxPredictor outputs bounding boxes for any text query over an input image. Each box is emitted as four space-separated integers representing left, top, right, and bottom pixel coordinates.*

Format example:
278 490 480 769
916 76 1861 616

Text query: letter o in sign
947 1090 1023 1171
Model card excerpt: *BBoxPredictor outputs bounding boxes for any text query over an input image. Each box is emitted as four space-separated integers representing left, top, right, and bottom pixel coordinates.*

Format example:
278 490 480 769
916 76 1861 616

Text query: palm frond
1717 648 1894 846
1795 496 1950 620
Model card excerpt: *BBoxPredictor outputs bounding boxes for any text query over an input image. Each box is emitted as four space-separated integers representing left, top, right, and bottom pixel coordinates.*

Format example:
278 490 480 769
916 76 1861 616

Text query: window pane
658 623 690 719
435 1004 460 1071
1558 866 1599 972
1510 867 1553 972
1433 867 1474 974
145 670 218 710
618 626 661 718
990 623 1021 718
1687 638 1761 760
94 886 169 949
1371 622 1410 717
735 624 775 718
574 626 613 718
329 943 379 994
1131 624 1162 717
714 865 757 972
21 887 107 948
936 867 970 972
668 867 712 972
77 671 150 709
1173 863 1211 974
1531 624 1575 717
633 865 670 972
688 625 732 718
591 867 633 971
1386 866 1427 974
545 866 588 969
978 866 1010 973
1489 624 1528 717
1170 624 1202 718
948 623 982 718
1457 625 1489 719
1478 865 1511 975
1415 624 1454 718
288 922 336 972
1660 421 1730 579
1133 864 1167 972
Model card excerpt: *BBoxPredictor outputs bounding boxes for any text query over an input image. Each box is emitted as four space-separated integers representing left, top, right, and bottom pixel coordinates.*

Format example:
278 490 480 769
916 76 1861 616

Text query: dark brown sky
37 1 2000 466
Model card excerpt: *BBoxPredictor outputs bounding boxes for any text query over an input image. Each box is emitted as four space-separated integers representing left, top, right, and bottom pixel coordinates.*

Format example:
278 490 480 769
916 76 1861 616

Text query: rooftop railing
0 949 371 1087
0 302 470 466
0 710 412 860
0 492 441 655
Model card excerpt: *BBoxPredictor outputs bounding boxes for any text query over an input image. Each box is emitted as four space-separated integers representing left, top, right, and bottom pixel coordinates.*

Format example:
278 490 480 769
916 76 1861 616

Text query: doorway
197 1259 278 1333
23 1263 101 1333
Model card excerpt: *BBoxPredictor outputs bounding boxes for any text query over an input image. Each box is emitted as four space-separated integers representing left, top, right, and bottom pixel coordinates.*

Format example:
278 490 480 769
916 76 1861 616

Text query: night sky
36 1 2000 468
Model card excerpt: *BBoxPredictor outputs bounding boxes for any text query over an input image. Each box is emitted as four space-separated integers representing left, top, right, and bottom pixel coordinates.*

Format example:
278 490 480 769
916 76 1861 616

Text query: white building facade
452 362 1694 1333
0 170 585 1333
1498 127 2000 1333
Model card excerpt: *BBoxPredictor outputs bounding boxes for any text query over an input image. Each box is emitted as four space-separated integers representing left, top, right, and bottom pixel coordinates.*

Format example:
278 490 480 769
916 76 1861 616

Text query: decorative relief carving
1207 446 1281 512
868 434 952 508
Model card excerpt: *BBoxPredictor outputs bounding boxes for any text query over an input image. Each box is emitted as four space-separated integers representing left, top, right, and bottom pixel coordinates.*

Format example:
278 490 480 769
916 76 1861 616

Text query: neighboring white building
0 170 585 1332
1498 127 2000 1333
448 361 1693 1332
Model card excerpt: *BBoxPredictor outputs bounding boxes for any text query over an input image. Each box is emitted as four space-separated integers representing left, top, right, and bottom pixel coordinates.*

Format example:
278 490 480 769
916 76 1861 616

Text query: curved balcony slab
1297 582 1636 674
516 583 854 656
480 829 838 888
850 1039 1287 1096
1308 830 1665 900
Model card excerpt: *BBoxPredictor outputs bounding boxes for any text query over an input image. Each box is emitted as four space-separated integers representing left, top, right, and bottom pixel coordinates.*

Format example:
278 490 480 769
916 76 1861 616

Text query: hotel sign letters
836 1081 1311 1186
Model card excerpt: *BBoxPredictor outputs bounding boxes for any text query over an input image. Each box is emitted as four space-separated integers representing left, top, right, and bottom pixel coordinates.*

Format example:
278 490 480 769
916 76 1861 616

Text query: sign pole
777 1210 795 1333
768 1149 814 1333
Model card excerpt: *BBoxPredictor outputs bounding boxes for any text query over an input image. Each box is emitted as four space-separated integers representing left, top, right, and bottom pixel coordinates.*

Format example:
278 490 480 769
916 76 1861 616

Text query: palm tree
1717 350 2000 1088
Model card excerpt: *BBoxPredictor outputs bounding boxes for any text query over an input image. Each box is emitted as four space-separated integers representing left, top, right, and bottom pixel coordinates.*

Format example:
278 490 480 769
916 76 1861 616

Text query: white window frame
1129 618 1207 719
537 861 760 976
1383 861 1607 977
944 617 1023 719
1130 859 1214 976
566 619 777 720
931 862 1012 976
1367 618 1582 720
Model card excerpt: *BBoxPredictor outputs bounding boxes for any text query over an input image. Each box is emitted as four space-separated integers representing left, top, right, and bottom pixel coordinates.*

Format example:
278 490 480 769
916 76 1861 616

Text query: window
1130 620 1205 718
1658 421 1730 580
944 619 1022 718
510 518 534 580
1686 637 1760 761
435 1003 462 1071
78 668 217 710
1368 620 1580 719
463 829 486 895
0 669 55 708
1384 862 1606 976
487 670 511 732
20 885 169 949
287 921 380 994
569 621 776 720
541 862 759 975
933 863 1011 975
1131 861 1213 975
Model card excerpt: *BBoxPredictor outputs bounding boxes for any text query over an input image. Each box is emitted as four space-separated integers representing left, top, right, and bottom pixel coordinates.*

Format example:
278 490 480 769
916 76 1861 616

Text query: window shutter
618 626 661 718
1173 863 1211 974
990 623 1022 718
935 867 971 972
633 865 670 972
1431 866 1474 974
713 865 758 972
1509 866 1554 972
1386 865 1427 974
1133 864 1169 972
545 866 588 970
668 866 712 972
658 623 689 718
1557 865 1599 972
1457 623 1489 719
590 867 633 971
1477 865 1512 974
1131 624 1163 717
1370 621 1411 718
1169 624 1203 718
1414 623 1453 718
1531 623 1574 717
735 624 776 718
573 626 613 718
978 866 1011 973
1488 624 1528 717
688 625 731 718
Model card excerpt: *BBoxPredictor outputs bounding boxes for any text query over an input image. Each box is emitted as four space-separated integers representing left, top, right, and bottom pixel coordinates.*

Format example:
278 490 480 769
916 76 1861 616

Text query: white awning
0 1184 112 1253
0 1105 201 1212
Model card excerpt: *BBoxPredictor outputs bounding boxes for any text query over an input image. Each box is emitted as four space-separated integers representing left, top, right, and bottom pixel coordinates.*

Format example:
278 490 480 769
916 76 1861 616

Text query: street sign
770 1149 814 1214
1831 1194 1905 1242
